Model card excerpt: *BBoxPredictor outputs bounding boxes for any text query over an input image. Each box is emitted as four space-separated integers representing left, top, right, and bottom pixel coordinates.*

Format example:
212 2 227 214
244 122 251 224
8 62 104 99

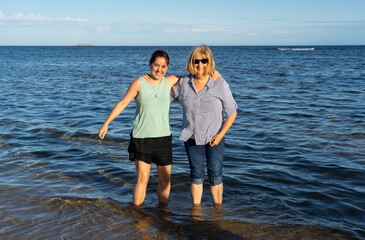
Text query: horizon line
1 44 365 47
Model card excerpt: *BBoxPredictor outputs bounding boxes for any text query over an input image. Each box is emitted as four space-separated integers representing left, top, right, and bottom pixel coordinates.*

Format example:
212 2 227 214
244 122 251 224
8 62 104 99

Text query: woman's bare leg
156 164 171 204
133 160 151 206
210 182 223 205
190 183 203 205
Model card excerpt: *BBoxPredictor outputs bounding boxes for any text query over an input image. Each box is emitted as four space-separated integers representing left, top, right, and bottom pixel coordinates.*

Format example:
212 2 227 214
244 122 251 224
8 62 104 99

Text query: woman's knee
157 165 171 183
206 143 224 186
137 172 150 186
158 174 171 186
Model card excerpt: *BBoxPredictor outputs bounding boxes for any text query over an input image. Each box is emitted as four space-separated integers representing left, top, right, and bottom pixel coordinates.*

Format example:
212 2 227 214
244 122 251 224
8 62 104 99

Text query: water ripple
0 46 364 239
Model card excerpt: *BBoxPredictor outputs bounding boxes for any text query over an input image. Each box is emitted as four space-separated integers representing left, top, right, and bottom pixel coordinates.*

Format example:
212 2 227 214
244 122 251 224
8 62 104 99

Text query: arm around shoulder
166 75 180 88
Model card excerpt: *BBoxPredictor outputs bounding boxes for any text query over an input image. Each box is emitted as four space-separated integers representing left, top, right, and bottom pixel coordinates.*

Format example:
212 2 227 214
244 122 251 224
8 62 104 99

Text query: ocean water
0 46 364 240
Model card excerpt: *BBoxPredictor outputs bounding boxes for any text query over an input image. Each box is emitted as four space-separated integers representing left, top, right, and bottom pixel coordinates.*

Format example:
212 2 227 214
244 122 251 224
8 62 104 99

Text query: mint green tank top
132 76 171 138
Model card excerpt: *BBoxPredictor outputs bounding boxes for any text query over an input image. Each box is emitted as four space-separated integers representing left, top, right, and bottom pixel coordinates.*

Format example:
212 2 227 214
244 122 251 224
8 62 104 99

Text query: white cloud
12 13 47 20
0 10 89 25
162 21 238 34
191 26 223 33
96 25 111 34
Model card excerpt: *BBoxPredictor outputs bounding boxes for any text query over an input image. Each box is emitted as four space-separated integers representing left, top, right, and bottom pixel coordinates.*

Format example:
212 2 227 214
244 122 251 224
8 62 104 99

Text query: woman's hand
209 133 224 147
98 124 108 139
211 70 221 81
209 112 237 146
142 74 151 80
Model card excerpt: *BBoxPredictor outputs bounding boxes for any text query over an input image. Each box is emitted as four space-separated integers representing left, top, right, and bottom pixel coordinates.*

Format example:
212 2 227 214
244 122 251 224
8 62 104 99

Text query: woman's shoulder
131 77 141 89
210 76 233 93
166 75 179 87
179 74 193 83
138 76 146 83
212 75 228 86
170 74 191 88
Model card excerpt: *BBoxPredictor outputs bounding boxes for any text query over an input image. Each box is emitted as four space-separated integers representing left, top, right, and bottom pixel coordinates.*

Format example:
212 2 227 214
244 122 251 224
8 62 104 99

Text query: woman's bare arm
98 78 140 139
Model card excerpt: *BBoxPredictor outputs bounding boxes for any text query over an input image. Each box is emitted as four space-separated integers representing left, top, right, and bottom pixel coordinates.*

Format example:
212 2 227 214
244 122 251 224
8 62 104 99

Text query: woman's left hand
209 133 224 147
211 70 221 81
142 74 151 80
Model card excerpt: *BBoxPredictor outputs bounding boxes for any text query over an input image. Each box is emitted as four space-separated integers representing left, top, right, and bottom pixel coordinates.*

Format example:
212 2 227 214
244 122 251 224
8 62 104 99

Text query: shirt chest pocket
200 96 217 113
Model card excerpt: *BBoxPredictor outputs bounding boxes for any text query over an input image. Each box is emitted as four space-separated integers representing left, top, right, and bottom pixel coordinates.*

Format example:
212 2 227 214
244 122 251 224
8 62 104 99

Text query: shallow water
0 46 364 239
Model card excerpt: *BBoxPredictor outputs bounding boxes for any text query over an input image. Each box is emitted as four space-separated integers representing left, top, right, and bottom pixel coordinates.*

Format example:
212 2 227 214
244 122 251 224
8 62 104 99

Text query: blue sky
1 0 364 45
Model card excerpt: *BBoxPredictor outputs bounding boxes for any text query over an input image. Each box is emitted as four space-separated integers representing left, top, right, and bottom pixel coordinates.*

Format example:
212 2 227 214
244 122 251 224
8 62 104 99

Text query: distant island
73 43 95 46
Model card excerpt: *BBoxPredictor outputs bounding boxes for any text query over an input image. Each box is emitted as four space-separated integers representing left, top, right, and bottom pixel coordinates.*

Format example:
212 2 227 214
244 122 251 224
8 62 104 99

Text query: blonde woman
171 45 237 205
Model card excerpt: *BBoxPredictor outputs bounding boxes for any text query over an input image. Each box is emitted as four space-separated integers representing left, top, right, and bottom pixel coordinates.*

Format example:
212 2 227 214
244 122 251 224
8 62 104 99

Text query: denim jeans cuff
190 177 204 185
209 176 223 186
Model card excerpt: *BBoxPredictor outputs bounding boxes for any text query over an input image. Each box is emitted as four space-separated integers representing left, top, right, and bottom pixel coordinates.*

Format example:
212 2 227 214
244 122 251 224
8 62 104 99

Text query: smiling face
186 45 215 77
193 53 208 77
150 57 168 80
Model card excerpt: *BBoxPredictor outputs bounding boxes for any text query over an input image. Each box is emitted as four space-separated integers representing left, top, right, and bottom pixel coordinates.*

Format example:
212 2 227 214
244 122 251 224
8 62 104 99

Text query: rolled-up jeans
184 137 225 186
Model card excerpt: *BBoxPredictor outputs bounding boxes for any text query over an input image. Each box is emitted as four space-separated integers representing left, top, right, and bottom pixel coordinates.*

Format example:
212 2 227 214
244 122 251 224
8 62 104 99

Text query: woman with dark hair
172 45 237 206
98 50 179 206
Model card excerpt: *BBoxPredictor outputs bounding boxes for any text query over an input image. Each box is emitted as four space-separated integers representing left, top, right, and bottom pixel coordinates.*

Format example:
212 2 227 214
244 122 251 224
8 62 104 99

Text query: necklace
148 78 162 98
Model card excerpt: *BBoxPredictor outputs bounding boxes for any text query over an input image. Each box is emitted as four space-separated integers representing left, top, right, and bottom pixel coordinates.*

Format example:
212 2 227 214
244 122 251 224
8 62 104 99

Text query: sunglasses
193 59 209 64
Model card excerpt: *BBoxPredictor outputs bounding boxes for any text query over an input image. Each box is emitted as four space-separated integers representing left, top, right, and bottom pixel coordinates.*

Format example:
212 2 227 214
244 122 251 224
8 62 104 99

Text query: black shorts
128 134 172 166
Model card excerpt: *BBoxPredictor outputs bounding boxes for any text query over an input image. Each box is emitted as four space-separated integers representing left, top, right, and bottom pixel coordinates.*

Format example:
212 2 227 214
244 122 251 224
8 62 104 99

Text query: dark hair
149 50 170 66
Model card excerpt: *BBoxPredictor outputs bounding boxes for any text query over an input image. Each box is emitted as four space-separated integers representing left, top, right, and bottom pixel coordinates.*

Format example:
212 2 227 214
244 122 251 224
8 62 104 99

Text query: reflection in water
190 205 205 221
130 213 155 240
189 204 223 222
0 191 357 239
212 204 223 221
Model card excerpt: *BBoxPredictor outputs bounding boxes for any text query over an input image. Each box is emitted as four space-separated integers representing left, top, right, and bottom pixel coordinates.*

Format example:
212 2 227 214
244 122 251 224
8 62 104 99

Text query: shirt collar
188 74 212 89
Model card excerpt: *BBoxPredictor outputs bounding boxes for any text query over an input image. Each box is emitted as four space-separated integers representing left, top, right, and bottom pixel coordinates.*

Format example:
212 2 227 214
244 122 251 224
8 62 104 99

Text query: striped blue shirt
171 74 237 145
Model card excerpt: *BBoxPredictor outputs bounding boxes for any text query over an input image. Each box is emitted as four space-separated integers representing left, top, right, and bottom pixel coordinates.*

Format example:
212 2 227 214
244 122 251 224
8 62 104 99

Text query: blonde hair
186 45 215 76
